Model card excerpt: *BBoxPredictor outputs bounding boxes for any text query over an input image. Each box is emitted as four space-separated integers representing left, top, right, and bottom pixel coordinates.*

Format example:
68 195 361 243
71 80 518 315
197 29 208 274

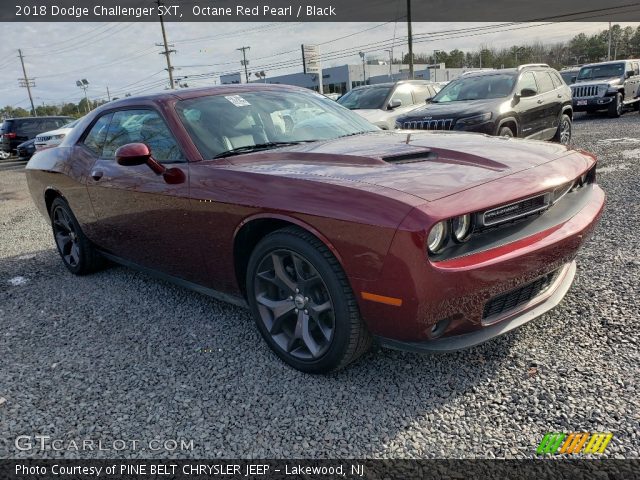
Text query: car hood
223 131 574 202
572 77 622 87
36 126 74 138
398 99 502 120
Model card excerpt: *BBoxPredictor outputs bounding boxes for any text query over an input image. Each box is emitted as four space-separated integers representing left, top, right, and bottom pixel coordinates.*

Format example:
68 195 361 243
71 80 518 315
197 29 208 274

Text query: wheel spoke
55 232 71 252
256 293 294 333
300 311 321 358
309 300 331 317
271 253 297 294
70 243 80 266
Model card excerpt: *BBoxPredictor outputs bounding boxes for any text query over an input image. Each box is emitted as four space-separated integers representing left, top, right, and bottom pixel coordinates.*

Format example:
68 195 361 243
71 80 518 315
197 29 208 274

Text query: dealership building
222 63 479 94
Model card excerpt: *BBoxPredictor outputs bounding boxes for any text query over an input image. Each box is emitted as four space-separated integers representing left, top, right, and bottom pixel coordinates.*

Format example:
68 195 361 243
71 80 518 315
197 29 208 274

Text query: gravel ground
0 112 638 459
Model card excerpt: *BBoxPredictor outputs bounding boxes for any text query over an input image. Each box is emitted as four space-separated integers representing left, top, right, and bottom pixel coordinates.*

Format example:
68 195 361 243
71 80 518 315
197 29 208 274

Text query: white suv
35 119 80 151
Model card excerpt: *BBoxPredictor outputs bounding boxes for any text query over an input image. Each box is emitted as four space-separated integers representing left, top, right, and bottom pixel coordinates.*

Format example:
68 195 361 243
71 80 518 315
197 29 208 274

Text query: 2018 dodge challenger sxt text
25 85 604 373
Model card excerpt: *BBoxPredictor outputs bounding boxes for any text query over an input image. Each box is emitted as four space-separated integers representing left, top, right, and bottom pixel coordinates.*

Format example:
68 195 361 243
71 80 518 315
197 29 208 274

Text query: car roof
581 60 638 68
3 116 72 121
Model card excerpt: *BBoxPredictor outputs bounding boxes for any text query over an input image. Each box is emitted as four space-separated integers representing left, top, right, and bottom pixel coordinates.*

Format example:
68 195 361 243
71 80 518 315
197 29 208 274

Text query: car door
624 61 640 101
514 71 544 138
83 108 209 285
534 71 562 139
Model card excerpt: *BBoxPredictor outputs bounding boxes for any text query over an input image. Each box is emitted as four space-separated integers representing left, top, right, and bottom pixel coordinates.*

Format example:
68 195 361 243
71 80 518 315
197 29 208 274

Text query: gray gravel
0 112 638 459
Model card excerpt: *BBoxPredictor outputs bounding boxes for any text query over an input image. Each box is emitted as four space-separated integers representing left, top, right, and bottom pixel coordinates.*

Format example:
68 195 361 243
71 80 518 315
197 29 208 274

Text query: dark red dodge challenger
26 85 604 373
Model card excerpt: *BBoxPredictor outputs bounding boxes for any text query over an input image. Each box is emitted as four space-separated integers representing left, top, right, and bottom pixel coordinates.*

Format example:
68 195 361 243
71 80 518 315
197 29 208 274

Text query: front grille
403 119 454 131
482 194 549 227
571 85 600 98
36 136 51 142
482 270 559 320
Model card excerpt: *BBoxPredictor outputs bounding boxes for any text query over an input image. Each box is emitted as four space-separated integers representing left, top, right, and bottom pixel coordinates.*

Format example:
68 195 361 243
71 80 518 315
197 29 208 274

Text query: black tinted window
535 72 555 93
16 120 43 137
83 114 113 156
102 110 183 162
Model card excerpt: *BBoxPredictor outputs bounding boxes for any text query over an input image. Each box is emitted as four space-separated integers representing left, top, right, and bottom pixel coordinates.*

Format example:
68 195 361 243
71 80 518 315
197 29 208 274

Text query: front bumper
377 261 576 352
572 96 614 111
352 159 604 348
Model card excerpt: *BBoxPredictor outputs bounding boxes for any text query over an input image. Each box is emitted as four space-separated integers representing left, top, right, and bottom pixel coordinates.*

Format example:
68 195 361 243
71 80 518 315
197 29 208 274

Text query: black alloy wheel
246 227 371 373
50 197 105 275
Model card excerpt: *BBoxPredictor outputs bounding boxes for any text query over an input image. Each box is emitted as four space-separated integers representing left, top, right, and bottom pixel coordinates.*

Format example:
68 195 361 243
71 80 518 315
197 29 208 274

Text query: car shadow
1 249 530 459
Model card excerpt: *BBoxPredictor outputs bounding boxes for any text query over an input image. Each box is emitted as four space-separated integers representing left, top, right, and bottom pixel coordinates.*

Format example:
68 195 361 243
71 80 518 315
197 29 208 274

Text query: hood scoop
382 150 438 164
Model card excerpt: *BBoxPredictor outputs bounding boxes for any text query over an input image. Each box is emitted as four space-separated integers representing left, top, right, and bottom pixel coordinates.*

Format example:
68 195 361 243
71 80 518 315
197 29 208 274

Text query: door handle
537 99 544 104
557 94 563 98
91 170 103 181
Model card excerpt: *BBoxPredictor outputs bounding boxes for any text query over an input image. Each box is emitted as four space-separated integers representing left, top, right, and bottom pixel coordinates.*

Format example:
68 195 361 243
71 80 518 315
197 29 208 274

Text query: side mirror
388 99 402 110
626 71 634 79
520 87 538 98
425 96 434 103
116 142 151 166
570 76 577 84
115 142 185 184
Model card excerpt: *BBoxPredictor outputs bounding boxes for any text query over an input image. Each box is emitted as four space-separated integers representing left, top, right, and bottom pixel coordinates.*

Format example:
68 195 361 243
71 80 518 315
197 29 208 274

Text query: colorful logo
537 432 613 455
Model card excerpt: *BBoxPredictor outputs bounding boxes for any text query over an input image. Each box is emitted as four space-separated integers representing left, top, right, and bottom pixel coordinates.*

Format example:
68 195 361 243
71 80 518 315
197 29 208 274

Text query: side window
391 84 414 106
411 85 435 103
102 109 183 163
518 72 538 94
82 113 113 156
550 72 564 89
534 72 555 93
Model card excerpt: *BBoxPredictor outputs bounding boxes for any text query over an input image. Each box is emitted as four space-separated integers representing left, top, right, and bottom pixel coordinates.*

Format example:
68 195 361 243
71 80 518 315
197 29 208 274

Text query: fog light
430 318 450 338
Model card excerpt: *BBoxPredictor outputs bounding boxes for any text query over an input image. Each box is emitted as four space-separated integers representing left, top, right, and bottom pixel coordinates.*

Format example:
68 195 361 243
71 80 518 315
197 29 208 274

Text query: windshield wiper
214 141 307 158
336 131 372 138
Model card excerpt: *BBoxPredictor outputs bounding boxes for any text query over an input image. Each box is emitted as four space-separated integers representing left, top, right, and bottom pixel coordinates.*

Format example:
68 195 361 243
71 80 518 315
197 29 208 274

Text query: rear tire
50 198 105 275
553 114 572 145
246 227 371 373
608 93 623 118
498 126 514 138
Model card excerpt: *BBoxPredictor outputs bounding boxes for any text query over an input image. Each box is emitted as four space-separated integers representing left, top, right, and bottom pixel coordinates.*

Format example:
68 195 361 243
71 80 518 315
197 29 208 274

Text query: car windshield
176 90 378 159
62 119 79 128
337 86 392 110
432 73 516 102
577 63 624 80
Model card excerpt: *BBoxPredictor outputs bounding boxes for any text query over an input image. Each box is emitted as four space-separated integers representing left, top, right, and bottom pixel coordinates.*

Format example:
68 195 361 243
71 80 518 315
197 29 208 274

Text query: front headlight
452 214 472 242
427 221 447 254
394 120 403 129
52 134 65 140
457 112 492 125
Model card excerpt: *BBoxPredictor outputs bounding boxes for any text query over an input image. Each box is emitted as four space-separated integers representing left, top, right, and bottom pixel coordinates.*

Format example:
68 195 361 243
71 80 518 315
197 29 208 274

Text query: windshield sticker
225 95 251 107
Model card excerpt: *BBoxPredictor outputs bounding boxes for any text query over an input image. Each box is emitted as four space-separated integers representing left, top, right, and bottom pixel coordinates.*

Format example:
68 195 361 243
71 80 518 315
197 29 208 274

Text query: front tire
553 114 572 145
246 227 371 373
608 93 623 118
498 126 514 138
50 198 105 275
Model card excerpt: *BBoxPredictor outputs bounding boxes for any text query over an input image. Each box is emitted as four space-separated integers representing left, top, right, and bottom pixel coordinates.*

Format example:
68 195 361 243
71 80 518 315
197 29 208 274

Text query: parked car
570 60 640 117
559 66 581 85
35 119 80 151
16 139 36 161
0 116 73 154
396 64 573 145
26 84 604 373
337 80 440 129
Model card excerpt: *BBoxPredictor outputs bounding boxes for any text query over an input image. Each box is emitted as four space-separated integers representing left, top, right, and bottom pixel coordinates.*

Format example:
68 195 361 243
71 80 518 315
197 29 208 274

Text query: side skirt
99 251 249 309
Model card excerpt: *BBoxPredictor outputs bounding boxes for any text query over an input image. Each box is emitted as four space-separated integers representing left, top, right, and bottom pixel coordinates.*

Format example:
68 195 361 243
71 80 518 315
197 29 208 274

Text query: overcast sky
1 21 638 107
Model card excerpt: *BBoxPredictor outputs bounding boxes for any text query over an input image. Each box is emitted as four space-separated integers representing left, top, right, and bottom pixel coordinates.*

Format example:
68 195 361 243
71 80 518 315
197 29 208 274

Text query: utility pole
106 86 111 102
359 52 366 85
385 49 393 78
18 49 36 117
156 0 175 89
407 0 414 79
237 46 250 83
607 21 612 61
